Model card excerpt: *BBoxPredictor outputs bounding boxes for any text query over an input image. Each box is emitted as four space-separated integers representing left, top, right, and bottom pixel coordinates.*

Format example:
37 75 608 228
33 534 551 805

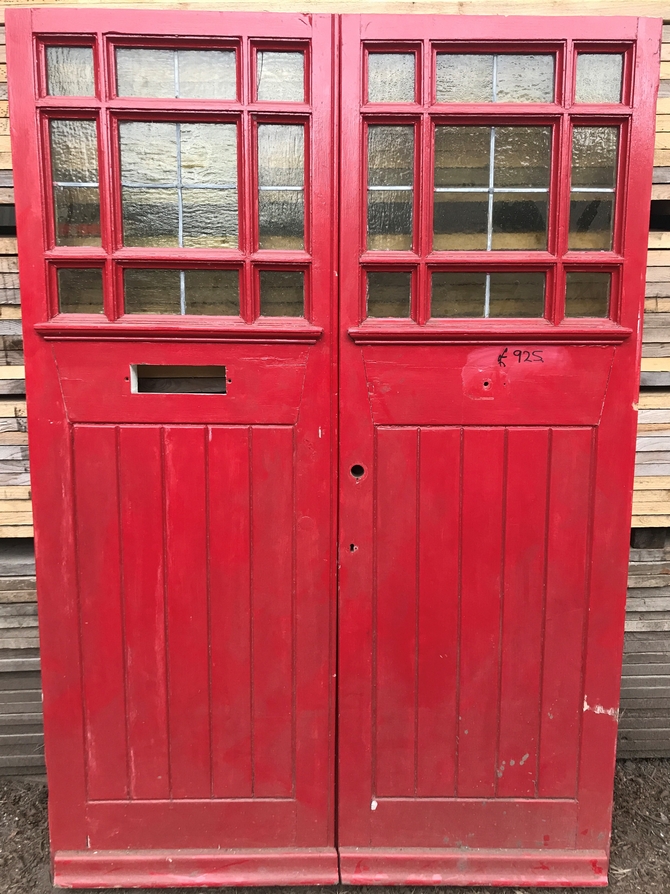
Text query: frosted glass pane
122 188 179 247
256 52 304 102
575 54 623 103
431 272 486 317
565 271 610 317
50 120 99 182
116 49 175 98
124 269 181 314
433 193 488 251
58 268 103 314
50 120 100 247
54 187 101 247
434 127 490 188
569 194 614 250
260 270 304 316
436 55 493 102
116 48 237 99
177 50 237 99
368 126 414 186
182 189 238 248
47 46 94 96
571 127 618 188
496 54 554 102
368 53 415 103
258 124 304 249
180 123 237 186
185 270 240 315
120 122 178 185
367 271 411 318
491 194 548 250
494 126 551 188
436 53 554 102
488 272 545 317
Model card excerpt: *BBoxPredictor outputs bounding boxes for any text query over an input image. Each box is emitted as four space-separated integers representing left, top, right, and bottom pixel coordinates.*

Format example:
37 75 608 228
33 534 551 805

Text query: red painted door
7 8 661 889
7 8 337 887
337 14 660 887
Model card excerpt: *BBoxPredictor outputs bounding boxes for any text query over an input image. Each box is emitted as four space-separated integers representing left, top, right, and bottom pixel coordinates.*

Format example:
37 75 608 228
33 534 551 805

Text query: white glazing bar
487 126 496 251
179 269 186 315
176 123 184 249
434 187 548 194
53 181 99 188
174 51 180 100
492 54 498 102
484 273 491 318
571 187 616 193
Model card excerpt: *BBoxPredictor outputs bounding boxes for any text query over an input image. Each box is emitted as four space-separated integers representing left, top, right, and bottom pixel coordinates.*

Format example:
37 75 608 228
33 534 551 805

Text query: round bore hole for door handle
350 464 366 480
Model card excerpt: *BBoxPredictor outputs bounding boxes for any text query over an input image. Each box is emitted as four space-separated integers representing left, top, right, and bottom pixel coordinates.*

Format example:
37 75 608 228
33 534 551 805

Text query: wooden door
7 8 337 887
337 14 660 887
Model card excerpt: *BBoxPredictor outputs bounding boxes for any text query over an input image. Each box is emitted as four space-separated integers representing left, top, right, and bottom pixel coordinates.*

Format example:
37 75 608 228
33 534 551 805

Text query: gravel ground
0 759 668 893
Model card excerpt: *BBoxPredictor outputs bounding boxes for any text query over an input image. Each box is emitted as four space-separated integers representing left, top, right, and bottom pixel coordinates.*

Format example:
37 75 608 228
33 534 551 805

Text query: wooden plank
645 249 670 265
0 487 30 500
648 232 670 249
208 426 252 799
118 426 170 801
458 427 504 798
416 427 459 797
164 425 210 800
73 425 128 801
655 132 670 149
497 428 548 799
635 476 670 488
641 358 670 371
633 516 670 527
653 149 670 166
651 183 670 199
0 526 33 537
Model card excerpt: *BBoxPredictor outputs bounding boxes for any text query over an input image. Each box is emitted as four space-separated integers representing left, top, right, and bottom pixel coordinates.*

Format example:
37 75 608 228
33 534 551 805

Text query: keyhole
350 464 365 480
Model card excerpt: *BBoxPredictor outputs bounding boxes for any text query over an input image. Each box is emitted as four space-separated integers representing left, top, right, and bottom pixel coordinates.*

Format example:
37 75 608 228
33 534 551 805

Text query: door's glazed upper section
31 16 332 333
352 31 633 329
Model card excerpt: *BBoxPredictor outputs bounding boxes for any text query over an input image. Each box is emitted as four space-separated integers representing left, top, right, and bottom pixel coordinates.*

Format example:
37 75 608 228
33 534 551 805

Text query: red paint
6 7 660 887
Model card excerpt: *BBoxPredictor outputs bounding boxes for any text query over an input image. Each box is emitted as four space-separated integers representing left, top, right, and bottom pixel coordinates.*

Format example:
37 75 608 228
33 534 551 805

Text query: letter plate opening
131 365 227 394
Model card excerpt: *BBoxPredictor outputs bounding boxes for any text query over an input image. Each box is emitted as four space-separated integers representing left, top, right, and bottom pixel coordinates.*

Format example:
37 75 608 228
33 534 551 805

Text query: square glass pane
116 48 175 98
431 272 487 317
177 50 237 100
185 269 240 315
368 191 413 250
491 194 548 250
182 190 238 248
494 126 551 189
47 46 95 96
436 54 493 102
495 55 554 102
434 126 490 187
258 124 304 250
488 272 545 317
180 123 238 186
54 186 101 247
368 53 415 103
565 271 611 317
366 271 411 318
575 54 623 104
119 121 178 186
256 51 305 102
260 270 304 317
124 269 181 314
571 126 618 188
434 193 488 250
122 188 179 247
368 125 414 186
57 268 103 314
569 194 614 250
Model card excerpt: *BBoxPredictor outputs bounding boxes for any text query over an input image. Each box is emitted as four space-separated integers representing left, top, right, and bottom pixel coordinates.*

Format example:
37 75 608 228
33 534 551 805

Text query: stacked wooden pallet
0 540 42 776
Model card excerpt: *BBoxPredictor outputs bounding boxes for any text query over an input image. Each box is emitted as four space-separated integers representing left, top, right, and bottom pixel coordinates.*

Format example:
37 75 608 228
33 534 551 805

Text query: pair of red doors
7 7 659 888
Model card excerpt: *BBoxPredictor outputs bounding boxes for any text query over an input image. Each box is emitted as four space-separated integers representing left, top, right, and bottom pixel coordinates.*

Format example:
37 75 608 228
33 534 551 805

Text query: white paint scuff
583 695 619 719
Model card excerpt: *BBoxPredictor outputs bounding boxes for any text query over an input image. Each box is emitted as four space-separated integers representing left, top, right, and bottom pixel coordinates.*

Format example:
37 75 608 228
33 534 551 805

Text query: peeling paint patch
520 753 530 766
371 799 378 811
583 695 619 719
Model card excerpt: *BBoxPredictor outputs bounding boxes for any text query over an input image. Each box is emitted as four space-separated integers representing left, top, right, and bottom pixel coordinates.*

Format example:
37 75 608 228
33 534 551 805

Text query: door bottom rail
53 847 339 888
338 847 609 887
